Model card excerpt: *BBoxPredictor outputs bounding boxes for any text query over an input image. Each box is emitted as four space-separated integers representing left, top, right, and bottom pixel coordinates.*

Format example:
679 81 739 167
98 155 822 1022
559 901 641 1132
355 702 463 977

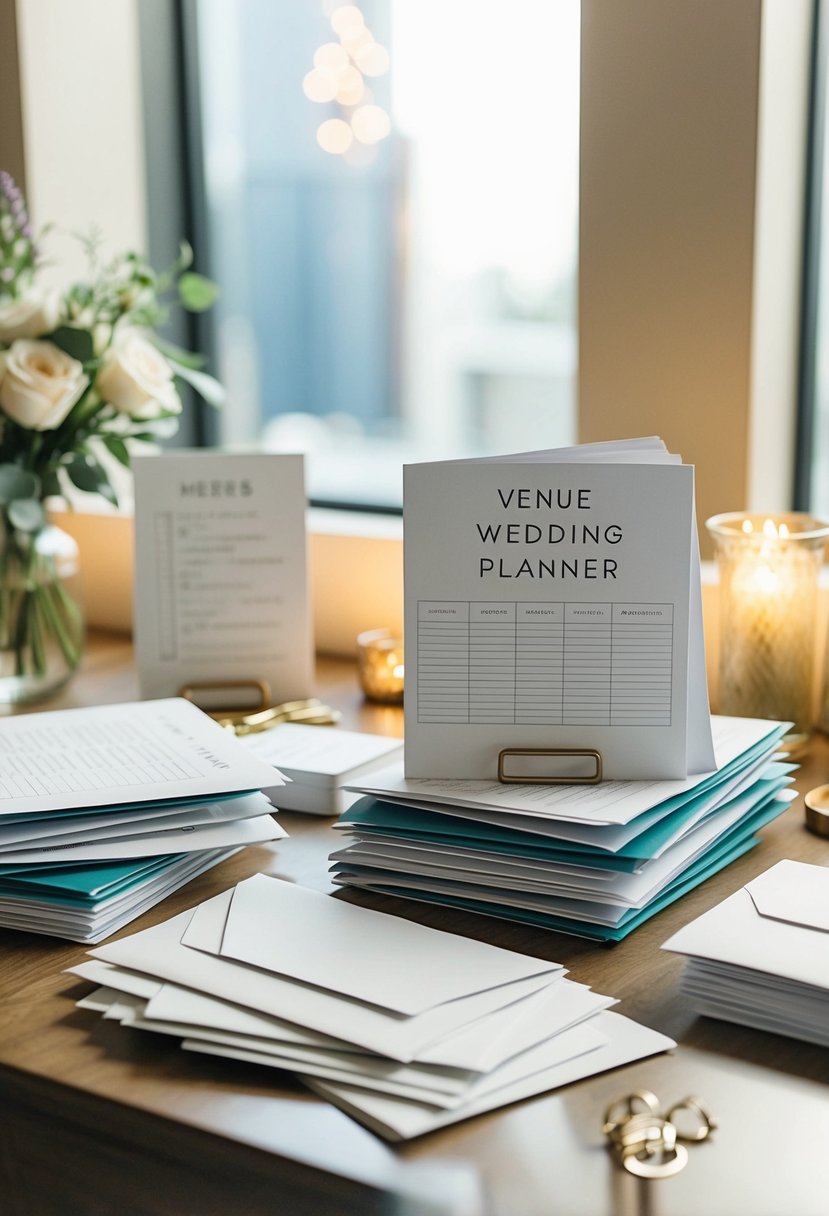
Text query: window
182 0 580 507
798 0 829 513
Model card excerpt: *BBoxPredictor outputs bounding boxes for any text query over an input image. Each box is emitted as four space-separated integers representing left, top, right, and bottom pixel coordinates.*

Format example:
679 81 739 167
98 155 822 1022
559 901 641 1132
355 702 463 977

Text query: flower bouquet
0 171 222 702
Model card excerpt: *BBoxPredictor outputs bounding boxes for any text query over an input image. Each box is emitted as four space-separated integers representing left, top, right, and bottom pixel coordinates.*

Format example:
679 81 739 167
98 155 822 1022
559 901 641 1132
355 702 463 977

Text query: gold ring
665 1095 718 1142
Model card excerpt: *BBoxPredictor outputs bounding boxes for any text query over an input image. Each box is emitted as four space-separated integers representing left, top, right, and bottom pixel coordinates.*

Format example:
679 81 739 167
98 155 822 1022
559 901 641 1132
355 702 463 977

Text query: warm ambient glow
335 65 365 106
330 4 365 35
707 511 829 735
351 104 391 144
303 69 337 103
304 4 392 153
353 41 390 76
357 628 405 704
317 118 354 154
314 41 350 74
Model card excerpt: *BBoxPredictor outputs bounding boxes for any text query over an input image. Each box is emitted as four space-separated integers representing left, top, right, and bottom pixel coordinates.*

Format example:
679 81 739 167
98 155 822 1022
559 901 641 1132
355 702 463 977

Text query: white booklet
133 451 312 704
404 438 714 780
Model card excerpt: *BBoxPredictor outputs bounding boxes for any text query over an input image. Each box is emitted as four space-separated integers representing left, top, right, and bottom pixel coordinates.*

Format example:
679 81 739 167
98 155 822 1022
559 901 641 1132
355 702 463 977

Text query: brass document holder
497 746 603 785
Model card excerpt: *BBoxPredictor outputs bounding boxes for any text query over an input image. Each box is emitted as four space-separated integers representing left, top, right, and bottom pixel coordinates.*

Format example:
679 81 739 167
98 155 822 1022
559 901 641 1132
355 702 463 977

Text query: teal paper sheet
0 853 187 904
332 793 792 942
340 768 791 872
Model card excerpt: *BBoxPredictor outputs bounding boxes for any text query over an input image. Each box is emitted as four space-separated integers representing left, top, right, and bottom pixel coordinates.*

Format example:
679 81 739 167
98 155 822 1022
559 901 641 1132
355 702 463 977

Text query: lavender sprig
0 171 36 299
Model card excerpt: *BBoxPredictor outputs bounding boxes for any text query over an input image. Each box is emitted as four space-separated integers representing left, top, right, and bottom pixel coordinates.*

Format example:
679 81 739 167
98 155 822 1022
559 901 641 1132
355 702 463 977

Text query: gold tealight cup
356 628 404 705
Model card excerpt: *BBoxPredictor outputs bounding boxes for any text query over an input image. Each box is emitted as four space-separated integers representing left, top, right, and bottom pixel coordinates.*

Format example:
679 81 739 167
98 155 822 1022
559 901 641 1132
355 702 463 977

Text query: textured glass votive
357 628 404 704
706 512 829 739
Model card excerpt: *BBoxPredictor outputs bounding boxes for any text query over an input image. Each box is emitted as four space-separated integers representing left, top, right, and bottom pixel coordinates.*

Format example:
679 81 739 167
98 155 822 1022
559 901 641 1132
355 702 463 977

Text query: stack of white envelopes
662 859 829 1047
0 699 286 942
71 873 675 1141
329 717 795 942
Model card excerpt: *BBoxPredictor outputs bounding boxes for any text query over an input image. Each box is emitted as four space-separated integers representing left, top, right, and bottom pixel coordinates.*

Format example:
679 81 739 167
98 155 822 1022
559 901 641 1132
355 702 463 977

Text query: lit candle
356 628 404 704
707 512 829 739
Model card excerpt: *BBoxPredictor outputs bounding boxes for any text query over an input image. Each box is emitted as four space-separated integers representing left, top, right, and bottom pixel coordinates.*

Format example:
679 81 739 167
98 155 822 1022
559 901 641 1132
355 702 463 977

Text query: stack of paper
662 860 829 1047
239 723 404 816
0 698 286 941
70 873 675 1141
329 717 796 942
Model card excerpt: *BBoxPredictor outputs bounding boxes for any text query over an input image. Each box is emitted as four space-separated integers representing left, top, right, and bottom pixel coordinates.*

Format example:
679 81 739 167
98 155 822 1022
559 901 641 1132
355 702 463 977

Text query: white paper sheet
0 793 273 848
133 451 313 703
0 813 283 863
0 697 282 816
349 717 780 827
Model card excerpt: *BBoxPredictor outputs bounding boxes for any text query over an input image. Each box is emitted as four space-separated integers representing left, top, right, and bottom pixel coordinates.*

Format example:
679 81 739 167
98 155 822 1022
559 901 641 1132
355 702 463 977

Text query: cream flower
0 290 61 344
0 338 87 430
96 329 181 419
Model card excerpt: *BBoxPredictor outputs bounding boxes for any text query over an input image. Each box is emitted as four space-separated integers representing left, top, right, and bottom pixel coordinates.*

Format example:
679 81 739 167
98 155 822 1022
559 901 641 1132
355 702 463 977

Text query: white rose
96 330 181 420
0 338 88 430
0 290 61 343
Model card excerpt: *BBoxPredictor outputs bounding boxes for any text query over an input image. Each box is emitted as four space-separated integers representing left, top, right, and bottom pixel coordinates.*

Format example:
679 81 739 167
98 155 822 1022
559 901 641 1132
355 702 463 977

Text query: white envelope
662 859 829 990
308 1011 676 1141
196 873 559 1015
91 907 558 1064
147 966 601 1075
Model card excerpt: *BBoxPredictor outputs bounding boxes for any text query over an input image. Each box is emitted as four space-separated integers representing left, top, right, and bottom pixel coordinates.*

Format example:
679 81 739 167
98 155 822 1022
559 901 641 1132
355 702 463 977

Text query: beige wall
579 0 811 556
15 0 147 277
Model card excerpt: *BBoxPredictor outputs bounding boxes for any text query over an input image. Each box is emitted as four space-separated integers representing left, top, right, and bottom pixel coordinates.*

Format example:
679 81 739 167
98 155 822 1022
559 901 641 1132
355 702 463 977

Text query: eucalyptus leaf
41 469 63 499
103 435 131 468
0 465 39 505
152 337 206 370
65 453 106 493
48 325 95 365
170 360 225 408
178 272 220 313
7 498 45 533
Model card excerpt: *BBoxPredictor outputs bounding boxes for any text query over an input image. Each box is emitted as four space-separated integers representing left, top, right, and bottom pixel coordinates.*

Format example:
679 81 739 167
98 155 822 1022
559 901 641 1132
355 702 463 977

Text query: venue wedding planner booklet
404 438 715 780
133 452 312 703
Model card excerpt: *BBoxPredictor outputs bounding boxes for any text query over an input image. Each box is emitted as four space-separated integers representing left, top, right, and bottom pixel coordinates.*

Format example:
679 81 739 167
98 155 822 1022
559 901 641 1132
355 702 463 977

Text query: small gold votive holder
706 512 829 745
356 628 404 704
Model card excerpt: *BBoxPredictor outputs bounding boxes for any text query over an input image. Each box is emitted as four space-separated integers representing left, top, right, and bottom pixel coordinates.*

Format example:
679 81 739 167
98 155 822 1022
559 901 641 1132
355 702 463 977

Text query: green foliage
7 498 45 532
0 172 223 532
178 272 220 313
48 326 96 365
0 464 39 505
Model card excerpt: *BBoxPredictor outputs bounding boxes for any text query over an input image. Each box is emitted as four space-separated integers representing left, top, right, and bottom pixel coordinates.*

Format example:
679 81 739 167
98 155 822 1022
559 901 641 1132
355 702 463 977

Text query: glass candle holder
706 512 829 742
356 628 404 704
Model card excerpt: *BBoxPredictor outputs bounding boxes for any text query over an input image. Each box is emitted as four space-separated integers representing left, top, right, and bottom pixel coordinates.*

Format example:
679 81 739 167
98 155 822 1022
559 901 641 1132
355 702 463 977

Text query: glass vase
0 523 84 706
706 512 829 745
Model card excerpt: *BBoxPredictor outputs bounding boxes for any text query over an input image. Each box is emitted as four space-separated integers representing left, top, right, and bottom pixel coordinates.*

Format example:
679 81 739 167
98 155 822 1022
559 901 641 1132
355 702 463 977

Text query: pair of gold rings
603 1090 717 1179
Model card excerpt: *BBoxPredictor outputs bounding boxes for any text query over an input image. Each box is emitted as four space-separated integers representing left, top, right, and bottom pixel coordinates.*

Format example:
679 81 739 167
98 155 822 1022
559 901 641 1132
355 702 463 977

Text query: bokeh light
317 118 354 154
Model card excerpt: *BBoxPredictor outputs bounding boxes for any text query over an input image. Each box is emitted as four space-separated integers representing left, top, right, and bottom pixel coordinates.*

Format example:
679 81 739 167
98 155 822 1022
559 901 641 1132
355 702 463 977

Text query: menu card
403 438 715 780
133 452 312 703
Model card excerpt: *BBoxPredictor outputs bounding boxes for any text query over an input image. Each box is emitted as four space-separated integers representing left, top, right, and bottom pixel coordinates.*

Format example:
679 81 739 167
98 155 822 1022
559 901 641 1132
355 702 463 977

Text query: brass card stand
497 746 603 785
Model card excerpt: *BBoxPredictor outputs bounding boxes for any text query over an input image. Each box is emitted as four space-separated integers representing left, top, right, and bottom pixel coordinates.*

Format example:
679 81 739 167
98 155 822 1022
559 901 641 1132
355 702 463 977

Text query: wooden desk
2 632 829 1216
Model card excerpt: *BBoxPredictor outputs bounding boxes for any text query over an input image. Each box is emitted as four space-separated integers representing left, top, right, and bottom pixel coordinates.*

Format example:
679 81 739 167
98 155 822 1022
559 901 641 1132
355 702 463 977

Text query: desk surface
2 632 829 1216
